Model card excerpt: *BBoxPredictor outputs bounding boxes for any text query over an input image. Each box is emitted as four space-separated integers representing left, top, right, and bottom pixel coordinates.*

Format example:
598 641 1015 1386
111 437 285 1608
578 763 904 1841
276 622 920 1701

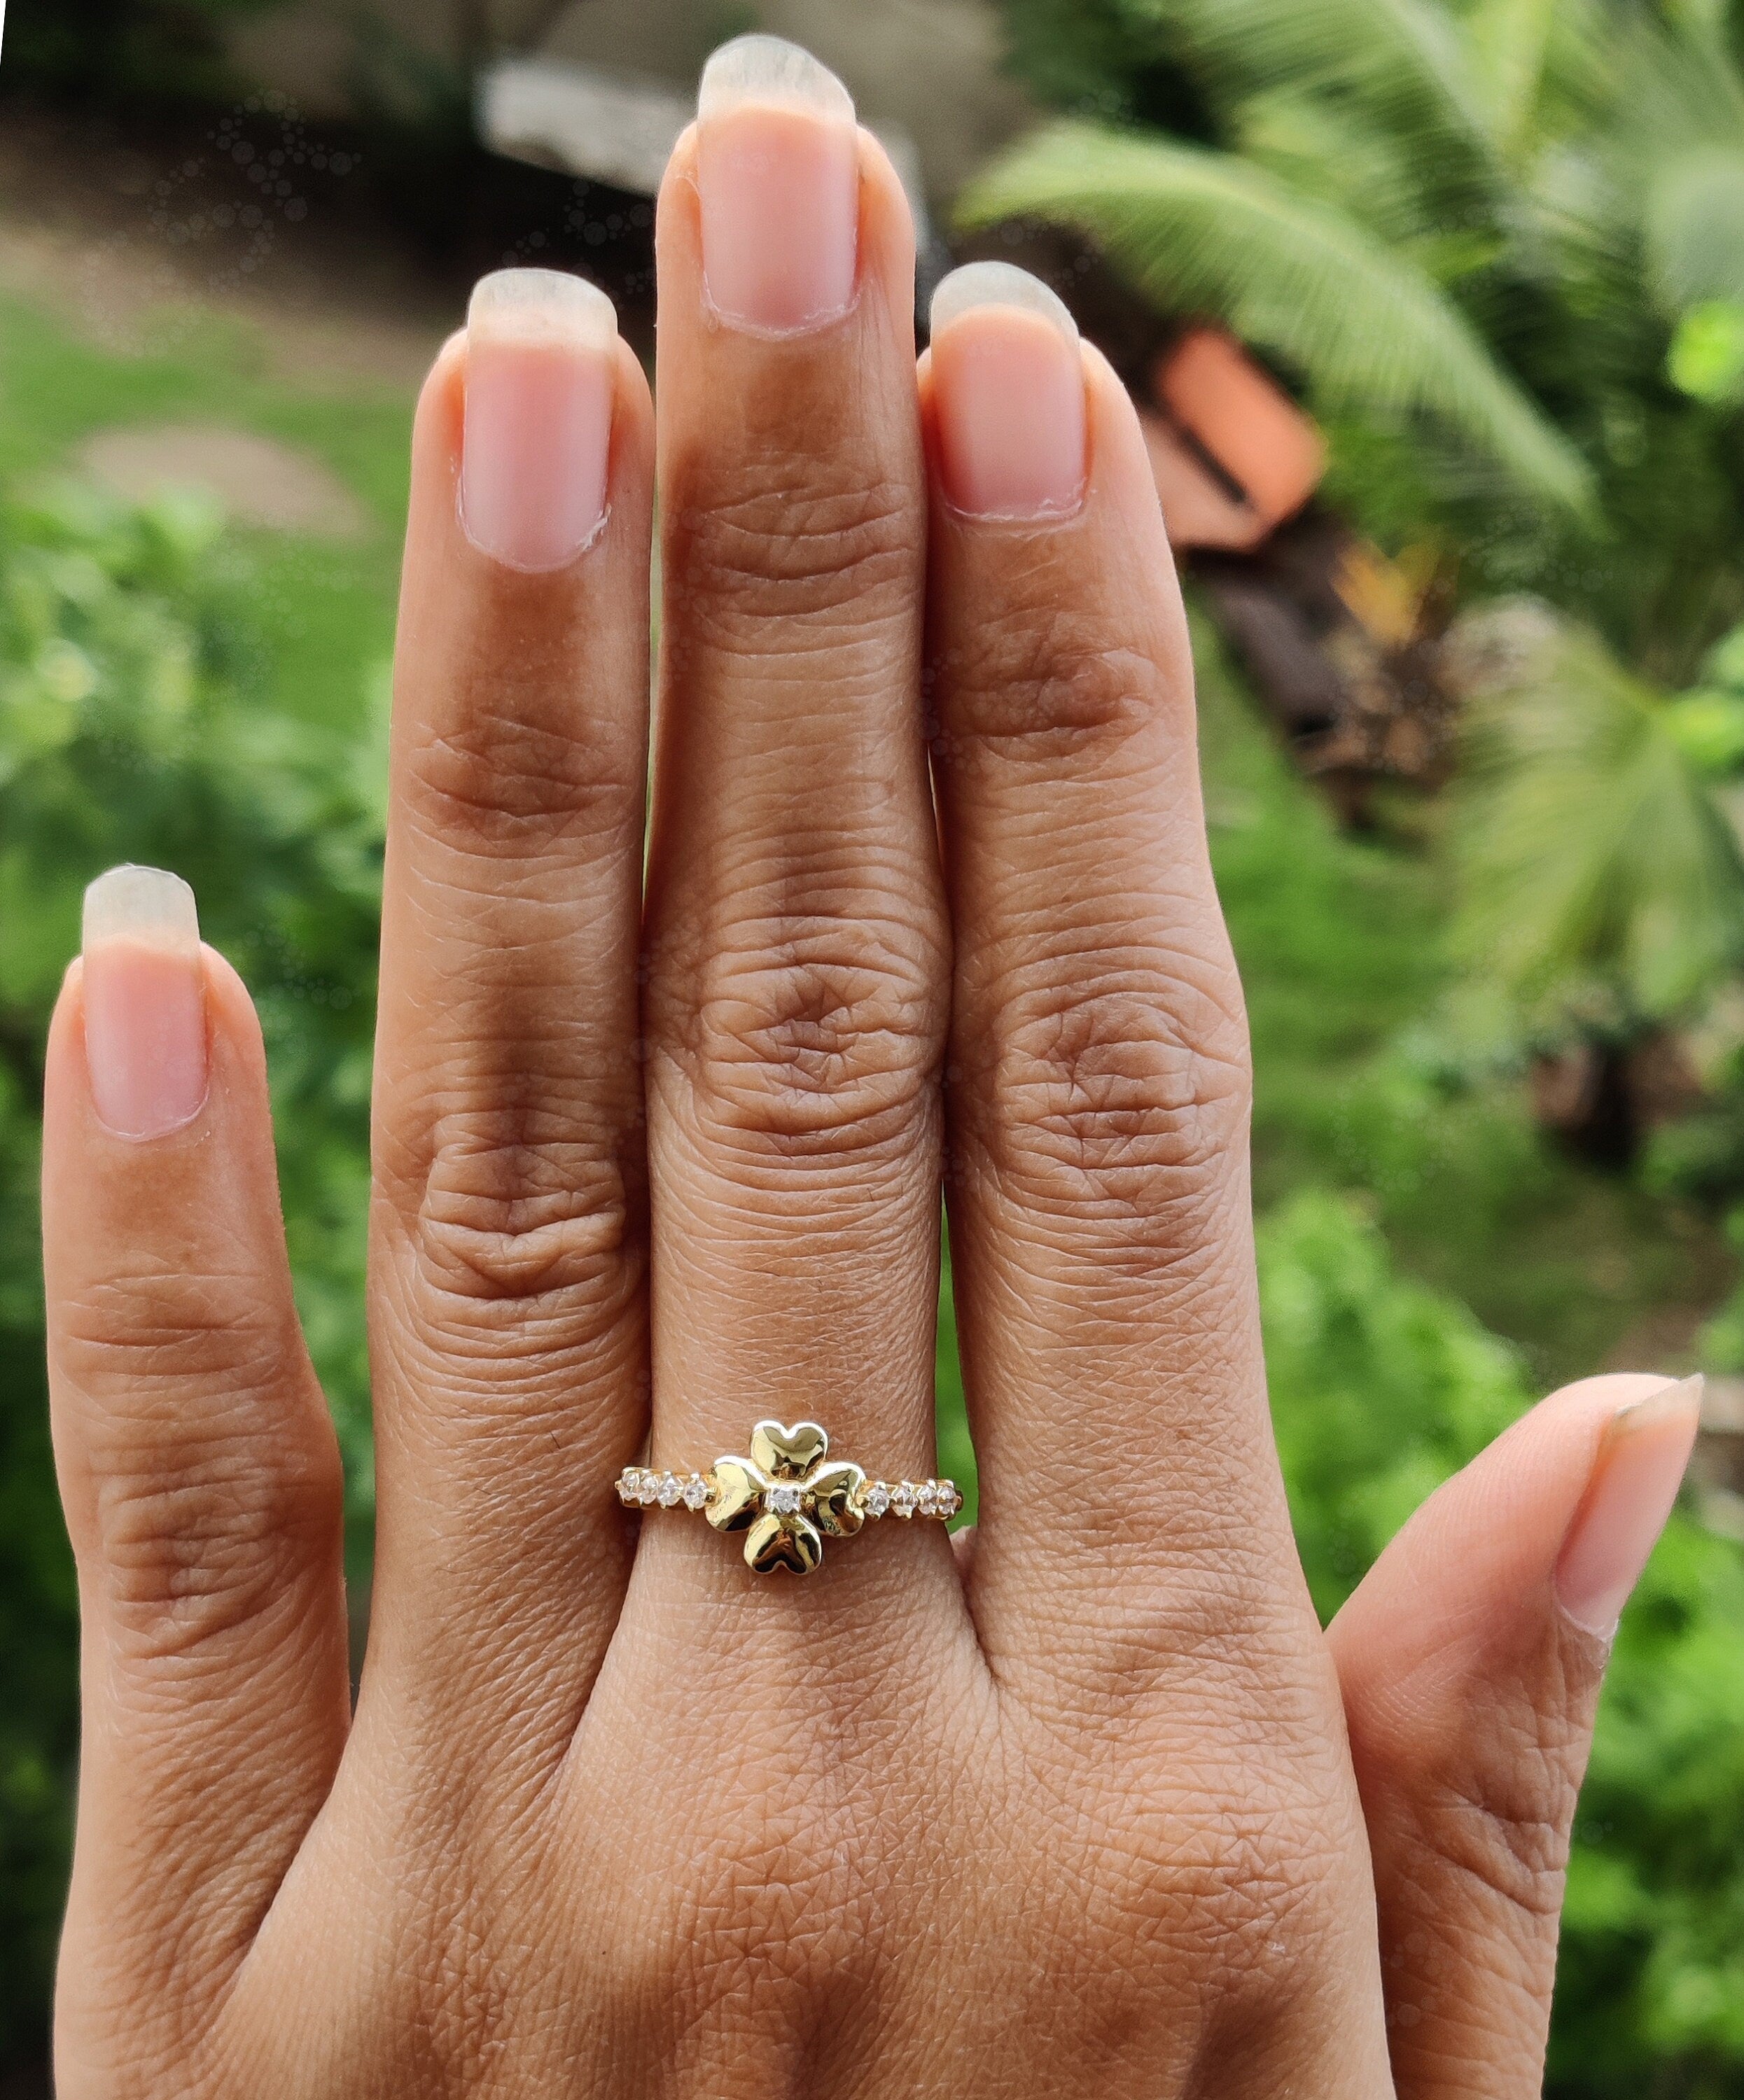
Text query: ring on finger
617 1418 960 1575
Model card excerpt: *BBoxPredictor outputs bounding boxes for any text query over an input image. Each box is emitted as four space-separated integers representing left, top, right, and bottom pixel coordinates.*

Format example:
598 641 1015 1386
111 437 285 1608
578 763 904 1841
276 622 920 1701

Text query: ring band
617 1417 960 1576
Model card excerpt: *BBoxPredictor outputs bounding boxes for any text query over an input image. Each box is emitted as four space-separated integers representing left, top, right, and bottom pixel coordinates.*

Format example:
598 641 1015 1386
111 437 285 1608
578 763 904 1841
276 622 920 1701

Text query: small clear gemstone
636 1471 660 1506
657 1471 682 1508
918 1482 941 1517
891 1482 918 1518
863 1481 891 1518
616 1471 637 1505
767 1481 804 1517
939 1483 959 1516
681 1474 710 1510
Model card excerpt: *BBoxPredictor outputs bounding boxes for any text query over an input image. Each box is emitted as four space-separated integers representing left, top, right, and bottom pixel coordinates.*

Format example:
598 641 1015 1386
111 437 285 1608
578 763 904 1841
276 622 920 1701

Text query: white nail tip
83 865 200 952
467 268 617 351
1615 1373 1707 1432
699 34 856 124
930 262 1080 345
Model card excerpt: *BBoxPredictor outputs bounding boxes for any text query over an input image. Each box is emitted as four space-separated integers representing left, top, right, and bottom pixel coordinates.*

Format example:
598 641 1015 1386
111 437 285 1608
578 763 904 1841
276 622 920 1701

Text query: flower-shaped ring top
707 1419 866 1574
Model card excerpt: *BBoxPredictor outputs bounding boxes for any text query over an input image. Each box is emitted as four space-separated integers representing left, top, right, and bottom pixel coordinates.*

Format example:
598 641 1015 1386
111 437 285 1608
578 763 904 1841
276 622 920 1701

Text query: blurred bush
1260 1189 1744 2095
0 479 382 2053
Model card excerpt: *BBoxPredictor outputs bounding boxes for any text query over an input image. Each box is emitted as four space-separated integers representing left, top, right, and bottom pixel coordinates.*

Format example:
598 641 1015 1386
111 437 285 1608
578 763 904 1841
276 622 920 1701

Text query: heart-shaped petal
806 1460 865 1536
745 1511 823 1574
706 1457 769 1532
750 1418 828 1480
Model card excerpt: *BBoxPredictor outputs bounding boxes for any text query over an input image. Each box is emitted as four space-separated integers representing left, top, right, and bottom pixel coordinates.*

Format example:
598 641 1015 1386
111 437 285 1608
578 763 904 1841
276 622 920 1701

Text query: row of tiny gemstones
614 1469 961 1520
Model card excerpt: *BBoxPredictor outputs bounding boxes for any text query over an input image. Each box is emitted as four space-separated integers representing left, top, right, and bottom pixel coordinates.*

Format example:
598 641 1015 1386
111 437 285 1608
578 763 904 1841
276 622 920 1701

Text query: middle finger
637 40 952 1617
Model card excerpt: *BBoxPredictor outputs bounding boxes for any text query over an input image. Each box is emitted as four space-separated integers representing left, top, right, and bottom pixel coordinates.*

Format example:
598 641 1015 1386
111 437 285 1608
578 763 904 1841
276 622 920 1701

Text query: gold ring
616 1418 961 1576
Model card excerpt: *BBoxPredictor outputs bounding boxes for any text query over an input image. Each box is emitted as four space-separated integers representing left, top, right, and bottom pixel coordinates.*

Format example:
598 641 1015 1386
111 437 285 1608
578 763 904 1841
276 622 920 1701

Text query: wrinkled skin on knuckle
655 915 945 1159
403 1111 641 1316
664 365 921 640
957 956 1252 1252
935 601 1180 761
398 663 643 866
87 1413 340 1656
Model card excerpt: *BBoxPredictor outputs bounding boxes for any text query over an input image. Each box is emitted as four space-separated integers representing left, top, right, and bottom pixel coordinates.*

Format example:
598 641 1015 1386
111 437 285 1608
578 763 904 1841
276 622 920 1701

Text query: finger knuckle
404 1110 642 1341
956 955 1251 1250
57 1267 342 1646
662 916 944 1156
934 609 1166 760
1409 1707 1586 1923
401 697 641 865
666 454 918 637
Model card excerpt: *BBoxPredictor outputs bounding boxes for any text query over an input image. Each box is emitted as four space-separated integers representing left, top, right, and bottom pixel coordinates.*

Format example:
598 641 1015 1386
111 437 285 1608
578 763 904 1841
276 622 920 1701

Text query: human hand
41 36 1702 2097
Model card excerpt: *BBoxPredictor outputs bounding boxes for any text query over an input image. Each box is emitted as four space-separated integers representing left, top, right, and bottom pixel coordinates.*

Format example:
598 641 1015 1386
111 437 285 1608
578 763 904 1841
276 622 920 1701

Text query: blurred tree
974 0 1744 680
0 0 285 104
1262 1189 1744 2096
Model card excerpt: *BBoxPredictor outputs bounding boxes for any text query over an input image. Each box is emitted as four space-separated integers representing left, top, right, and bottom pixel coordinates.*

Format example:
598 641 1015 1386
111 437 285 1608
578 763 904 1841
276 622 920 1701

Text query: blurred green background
4 0 1744 2092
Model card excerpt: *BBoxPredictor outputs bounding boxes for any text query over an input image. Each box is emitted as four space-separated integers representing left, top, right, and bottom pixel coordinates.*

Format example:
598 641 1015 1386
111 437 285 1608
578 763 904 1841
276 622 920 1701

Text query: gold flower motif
706 1418 866 1574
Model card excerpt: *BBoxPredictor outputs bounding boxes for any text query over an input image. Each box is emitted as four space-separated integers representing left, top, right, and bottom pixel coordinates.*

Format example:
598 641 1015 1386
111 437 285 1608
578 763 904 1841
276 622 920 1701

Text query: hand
41 36 1701 2098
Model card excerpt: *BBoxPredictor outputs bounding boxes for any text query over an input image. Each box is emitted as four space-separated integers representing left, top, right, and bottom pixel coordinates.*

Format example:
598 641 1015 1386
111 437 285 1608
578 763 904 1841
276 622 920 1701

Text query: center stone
767 1483 804 1517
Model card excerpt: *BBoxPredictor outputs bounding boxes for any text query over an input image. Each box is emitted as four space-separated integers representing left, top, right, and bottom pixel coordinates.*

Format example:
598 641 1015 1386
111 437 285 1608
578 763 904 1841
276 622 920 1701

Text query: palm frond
1454 620 1744 1016
958 122 1594 513
1126 0 1493 161
1644 148 1744 312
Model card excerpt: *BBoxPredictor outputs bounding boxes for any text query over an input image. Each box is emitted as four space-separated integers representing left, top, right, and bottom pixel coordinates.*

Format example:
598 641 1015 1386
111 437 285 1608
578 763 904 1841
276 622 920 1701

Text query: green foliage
1453 619 1744 1024
1259 1189 1744 2096
0 479 383 2053
1260 1186 1526 1617
984 0 1744 671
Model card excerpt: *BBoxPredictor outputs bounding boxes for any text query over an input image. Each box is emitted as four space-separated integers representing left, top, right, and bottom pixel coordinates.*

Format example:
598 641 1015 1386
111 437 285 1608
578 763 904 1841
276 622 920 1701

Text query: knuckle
956 955 1251 1245
667 454 918 636
404 1110 642 1342
1408 1708 1586 1923
92 1431 340 1652
662 916 944 1155
401 699 640 864
934 610 1166 760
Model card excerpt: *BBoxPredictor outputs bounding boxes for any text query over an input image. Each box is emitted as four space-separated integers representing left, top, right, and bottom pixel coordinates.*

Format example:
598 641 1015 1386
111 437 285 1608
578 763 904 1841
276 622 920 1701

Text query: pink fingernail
697 35 859 334
929 262 1087 520
1554 1376 1705 1637
460 268 617 570
81 864 208 1140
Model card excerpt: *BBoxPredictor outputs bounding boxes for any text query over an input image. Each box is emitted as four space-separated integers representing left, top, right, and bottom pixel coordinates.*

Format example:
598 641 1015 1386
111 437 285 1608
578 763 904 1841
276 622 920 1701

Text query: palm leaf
1126 0 1493 162
1454 621 1744 1017
958 122 1593 514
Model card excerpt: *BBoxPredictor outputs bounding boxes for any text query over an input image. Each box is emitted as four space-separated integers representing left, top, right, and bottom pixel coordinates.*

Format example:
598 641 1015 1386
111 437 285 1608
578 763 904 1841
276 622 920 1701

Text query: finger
921 266 1296 1679
1327 1373 1703 2100
43 869 347 2070
367 274 654 1760
638 40 952 1613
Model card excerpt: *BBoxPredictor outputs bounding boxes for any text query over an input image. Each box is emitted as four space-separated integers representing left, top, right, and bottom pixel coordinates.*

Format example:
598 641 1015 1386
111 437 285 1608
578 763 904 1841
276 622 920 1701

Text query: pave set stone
615 1466 960 1522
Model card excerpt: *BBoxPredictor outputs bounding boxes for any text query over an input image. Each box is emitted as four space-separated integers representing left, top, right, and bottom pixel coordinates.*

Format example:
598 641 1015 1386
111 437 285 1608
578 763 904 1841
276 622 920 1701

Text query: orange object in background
1145 326 1325 552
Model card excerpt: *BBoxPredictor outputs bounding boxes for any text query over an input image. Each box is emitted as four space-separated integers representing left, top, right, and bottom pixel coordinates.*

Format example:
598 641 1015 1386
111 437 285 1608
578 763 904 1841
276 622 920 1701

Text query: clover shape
706 1419 865 1574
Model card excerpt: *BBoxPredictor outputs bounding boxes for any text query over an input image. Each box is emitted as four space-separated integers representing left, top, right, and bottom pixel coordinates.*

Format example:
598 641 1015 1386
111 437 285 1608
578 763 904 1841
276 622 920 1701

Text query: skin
41 123 1645 2099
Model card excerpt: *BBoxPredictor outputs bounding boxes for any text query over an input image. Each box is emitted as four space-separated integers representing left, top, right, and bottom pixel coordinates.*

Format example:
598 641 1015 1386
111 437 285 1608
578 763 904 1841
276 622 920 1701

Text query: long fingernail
697 34 858 334
82 865 208 1140
1554 1376 1705 1638
460 268 617 570
928 262 1087 520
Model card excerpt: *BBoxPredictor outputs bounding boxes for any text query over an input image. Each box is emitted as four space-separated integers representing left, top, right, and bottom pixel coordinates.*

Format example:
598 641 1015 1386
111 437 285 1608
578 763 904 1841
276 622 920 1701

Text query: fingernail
460 268 617 570
1554 1376 1705 1637
928 262 1087 520
697 35 859 334
81 865 208 1140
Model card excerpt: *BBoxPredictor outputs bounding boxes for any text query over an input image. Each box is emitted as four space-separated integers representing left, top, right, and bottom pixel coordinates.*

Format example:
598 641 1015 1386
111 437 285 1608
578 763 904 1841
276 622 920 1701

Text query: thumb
1326 1371 1703 2100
